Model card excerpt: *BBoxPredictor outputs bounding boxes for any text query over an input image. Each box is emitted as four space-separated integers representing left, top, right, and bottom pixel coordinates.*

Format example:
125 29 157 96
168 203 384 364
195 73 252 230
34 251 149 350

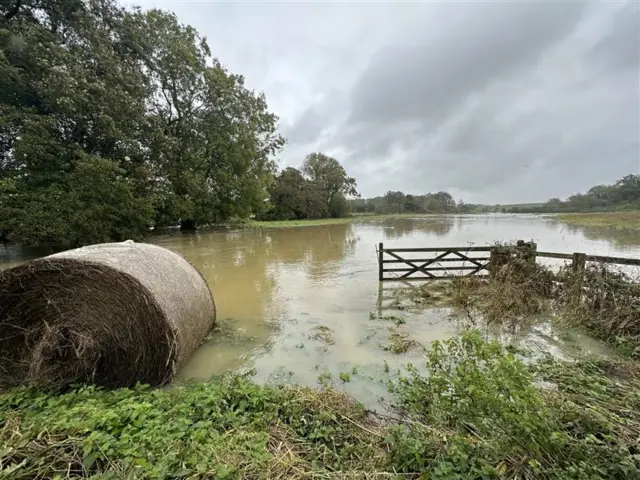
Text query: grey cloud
348 2 587 126
128 0 638 202
589 1 640 73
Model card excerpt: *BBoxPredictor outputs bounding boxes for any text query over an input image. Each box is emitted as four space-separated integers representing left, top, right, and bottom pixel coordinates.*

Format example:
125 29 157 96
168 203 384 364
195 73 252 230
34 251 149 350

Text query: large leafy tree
0 0 284 246
120 8 284 229
0 0 155 246
301 153 358 207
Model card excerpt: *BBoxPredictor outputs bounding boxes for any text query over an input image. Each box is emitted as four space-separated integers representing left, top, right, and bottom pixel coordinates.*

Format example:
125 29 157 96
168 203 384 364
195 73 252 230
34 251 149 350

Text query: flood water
2 215 639 405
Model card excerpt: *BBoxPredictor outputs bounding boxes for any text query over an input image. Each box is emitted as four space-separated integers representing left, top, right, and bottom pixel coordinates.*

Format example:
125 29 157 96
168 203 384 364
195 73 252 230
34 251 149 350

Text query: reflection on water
1 215 638 406
380 216 453 240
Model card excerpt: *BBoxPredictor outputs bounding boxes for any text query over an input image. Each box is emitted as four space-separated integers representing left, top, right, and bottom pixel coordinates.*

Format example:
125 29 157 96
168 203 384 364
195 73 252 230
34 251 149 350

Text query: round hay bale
0 241 215 390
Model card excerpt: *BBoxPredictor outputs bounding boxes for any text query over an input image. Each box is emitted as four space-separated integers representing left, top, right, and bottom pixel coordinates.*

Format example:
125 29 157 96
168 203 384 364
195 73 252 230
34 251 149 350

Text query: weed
309 325 335 345
339 372 351 383
370 313 406 325
388 331 640 478
384 330 421 354
316 372 332 388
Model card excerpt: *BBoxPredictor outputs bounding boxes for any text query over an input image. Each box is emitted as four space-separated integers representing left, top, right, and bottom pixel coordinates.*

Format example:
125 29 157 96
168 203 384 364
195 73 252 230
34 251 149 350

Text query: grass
247 217 356 228
555 211 640 230
246 213 434 229
2 331 639 479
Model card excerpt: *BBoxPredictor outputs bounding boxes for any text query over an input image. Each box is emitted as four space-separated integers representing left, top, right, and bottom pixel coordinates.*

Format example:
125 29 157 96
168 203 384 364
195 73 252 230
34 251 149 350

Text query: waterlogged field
148 215 640 403
2 215 640 478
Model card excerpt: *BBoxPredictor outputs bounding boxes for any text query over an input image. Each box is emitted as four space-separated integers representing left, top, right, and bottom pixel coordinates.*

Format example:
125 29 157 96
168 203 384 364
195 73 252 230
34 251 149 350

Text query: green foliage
0 0 283 247
1 332 639 478
261 154 357 221
301 152 358 205
390 331 640 478
328 192 351 218
352 190 458 215
261 167 328 221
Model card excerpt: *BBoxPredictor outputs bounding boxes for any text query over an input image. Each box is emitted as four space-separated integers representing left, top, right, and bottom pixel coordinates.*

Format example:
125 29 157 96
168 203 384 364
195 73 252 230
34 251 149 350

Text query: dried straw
0 241 216 390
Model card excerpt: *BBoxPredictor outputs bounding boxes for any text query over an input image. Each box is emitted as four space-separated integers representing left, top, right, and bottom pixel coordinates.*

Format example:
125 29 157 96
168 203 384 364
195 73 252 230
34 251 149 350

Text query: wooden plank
399 250 450 278
381 274 489 282
536 251 574 260
536 251 640 266
584 255 640 266
384 266 486 273
382 257 490 264
450 250 485 269
381 246 493 253
384 250 436 278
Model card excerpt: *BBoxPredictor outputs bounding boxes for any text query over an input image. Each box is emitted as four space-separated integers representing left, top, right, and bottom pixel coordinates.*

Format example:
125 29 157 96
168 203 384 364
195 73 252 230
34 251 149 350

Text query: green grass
2 332 639 479
247 217 355 228
555 211 640 230
246 213 430 229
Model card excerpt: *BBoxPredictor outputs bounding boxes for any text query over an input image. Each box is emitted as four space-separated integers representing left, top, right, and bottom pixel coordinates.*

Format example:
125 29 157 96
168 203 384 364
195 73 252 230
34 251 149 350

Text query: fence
378 240 640 282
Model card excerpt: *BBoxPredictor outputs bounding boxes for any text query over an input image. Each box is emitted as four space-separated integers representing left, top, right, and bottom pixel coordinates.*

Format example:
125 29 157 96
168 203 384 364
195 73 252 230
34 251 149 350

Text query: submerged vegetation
556 211 640 230
409 254 640 359
2 332 639 478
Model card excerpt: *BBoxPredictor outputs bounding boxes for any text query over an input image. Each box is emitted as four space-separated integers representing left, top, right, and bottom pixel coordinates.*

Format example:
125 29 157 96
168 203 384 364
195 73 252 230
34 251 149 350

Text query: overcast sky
126 0 640 204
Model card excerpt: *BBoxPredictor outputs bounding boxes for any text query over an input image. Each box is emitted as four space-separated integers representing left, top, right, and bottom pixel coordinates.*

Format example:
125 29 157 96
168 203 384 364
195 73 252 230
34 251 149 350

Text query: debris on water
309 324 336 345
384 329 422 354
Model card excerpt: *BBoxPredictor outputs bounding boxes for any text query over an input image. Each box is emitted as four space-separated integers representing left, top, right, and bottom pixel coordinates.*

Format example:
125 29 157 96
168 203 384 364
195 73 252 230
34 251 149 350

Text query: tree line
351 191 489 215
259 153 357 221
0 0 363 248
504 175 640 214
0 0 287 247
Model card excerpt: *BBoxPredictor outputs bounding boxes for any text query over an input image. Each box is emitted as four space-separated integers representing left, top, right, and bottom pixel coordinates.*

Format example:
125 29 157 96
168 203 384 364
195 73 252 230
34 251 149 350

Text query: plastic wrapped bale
0 241 216 389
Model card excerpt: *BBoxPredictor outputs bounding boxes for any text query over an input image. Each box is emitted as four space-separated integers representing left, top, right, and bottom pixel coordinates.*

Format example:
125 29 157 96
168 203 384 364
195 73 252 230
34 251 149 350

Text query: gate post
571 252 586 304
378 242 384 282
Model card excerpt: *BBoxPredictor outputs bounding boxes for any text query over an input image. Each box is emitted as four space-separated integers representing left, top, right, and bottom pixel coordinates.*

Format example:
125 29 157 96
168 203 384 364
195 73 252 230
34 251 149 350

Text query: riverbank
246 213 421 229
1 331 638 479
555 211 640 230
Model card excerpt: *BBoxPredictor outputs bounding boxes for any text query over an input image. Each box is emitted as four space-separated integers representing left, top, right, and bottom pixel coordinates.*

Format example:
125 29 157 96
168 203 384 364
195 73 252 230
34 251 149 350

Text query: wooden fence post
489 246 509 278
378 242 384 282
516 240 537 265
526 241 538 266
571 252 586 303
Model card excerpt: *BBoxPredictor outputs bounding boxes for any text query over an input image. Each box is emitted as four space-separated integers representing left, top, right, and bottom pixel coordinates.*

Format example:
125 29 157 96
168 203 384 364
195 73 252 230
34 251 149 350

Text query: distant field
248 213 429 228
502 202 546 210
555 211 640 230
247 217 355 228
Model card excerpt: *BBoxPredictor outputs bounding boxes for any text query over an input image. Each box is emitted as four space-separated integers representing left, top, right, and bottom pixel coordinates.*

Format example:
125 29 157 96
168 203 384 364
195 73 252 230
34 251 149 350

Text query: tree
261 167 330 220
0 0 157 247
328 193 350 218
125 8 284 229
264 168 307 220
382 191 405 214
301 153 358 207
0 0 284 246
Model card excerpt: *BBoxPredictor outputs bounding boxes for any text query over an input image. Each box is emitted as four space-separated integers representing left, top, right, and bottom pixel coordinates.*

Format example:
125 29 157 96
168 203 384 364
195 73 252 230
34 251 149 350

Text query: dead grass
431 253 640 357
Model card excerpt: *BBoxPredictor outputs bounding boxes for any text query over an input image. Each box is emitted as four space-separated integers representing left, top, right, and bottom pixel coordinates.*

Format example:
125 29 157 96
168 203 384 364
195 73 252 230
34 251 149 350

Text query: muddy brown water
2 215 639 406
